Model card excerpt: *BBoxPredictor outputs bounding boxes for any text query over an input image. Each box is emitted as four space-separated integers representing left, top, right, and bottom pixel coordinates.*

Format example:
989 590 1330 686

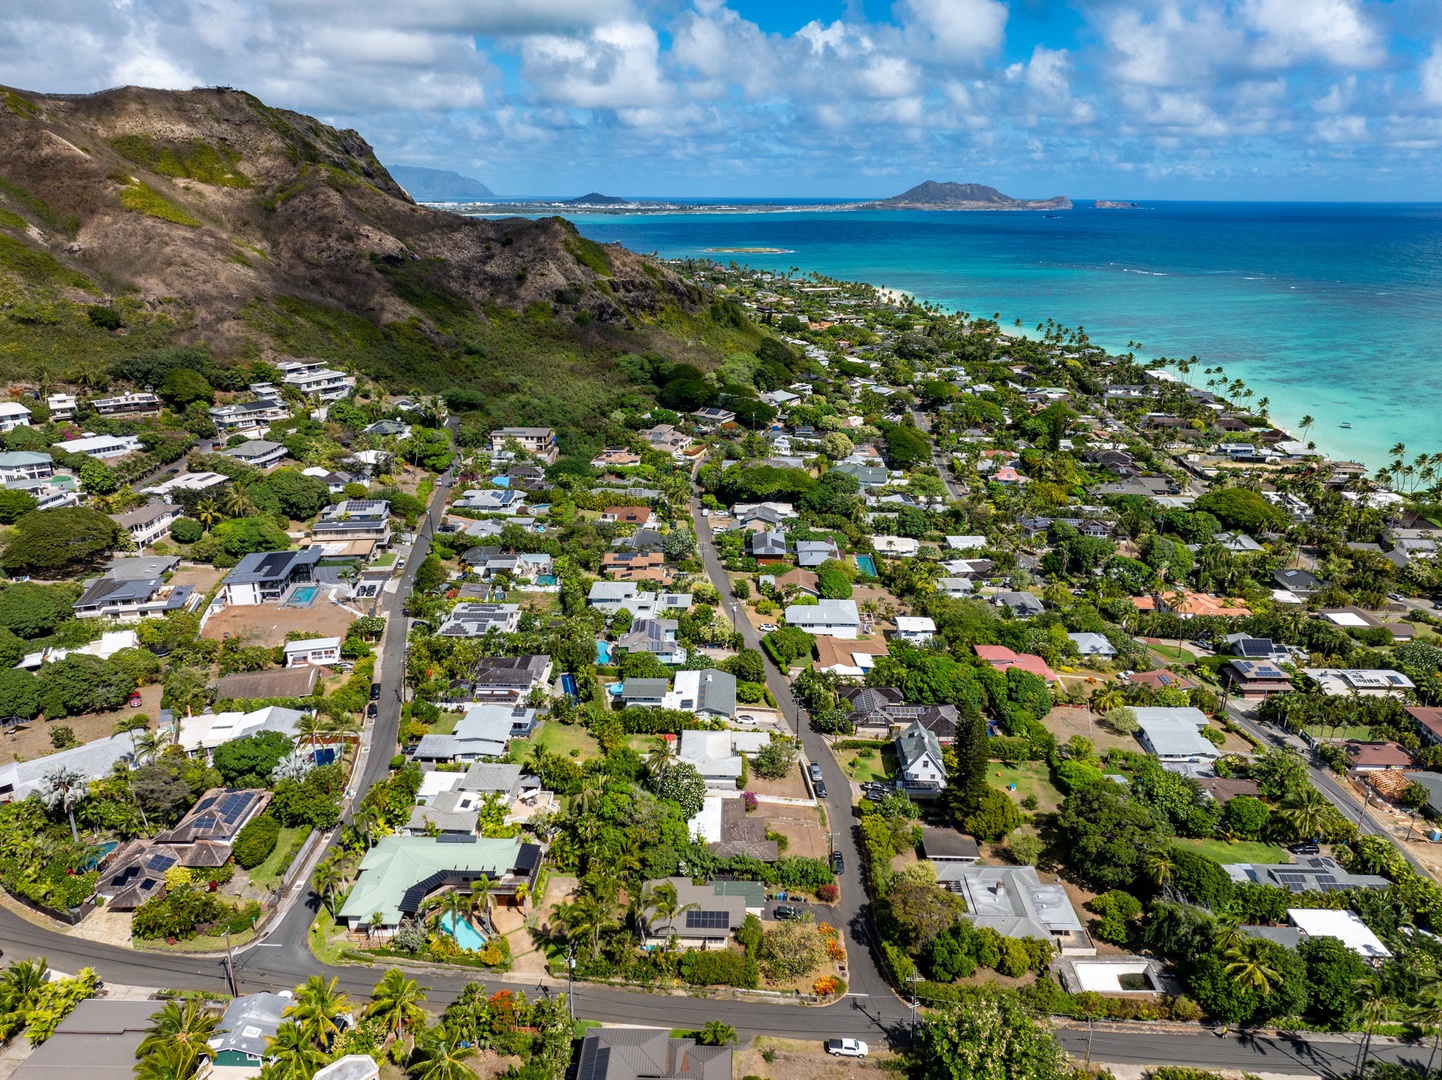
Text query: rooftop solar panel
685 910 731 929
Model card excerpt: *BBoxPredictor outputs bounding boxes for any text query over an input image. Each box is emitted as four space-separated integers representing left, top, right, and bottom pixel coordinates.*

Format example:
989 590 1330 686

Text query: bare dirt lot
737 1038 897 1080
1042 706 1137 754
8 683 162 765
761 804 828 860
746 761 810 800
170 564 226 594
203 599 355 647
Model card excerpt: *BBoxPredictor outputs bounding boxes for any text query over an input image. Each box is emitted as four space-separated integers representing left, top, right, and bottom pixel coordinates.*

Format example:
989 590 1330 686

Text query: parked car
830 850 845 874
1289 842 1321 855
825 1040 868 1058
813 778 827 799
864 789 886 802
370 682 382 701
366 703 378 719
773 905 804 920
758 623 779 633
127 691 142 708
809 762 824 784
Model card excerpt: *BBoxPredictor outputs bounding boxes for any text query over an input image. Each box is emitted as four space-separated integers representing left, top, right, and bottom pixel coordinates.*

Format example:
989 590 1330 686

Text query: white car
825 1039 869 1058
757 623 779 633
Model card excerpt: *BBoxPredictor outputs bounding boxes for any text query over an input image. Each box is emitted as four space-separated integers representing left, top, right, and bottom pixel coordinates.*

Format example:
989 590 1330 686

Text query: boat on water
1341 422 1353 429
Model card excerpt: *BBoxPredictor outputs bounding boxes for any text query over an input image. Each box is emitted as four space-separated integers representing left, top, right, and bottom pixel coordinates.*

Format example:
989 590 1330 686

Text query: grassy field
988 760 1063 814
511 721 601 762
249 825 307 892
1303 725 1374 742
1148 642 1198 664
838 746 897 783
1173 837 1291 864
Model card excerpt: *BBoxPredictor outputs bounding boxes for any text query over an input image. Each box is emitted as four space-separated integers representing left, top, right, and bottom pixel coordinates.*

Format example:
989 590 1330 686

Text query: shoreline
869 282 1369 471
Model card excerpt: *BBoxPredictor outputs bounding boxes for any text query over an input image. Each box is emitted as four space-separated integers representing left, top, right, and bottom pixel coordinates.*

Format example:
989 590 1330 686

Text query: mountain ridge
388 165 495 202
874 180 1071 211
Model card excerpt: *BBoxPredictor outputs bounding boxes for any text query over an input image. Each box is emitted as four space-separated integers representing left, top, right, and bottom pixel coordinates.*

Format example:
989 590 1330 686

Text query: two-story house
896 721 948 797
276 360 356 401
489 427 559 464
110 503 182 548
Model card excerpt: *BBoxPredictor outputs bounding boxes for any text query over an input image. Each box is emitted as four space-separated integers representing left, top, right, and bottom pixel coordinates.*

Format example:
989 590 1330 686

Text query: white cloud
1422 44 1442 107
520 20 666 109
900 0 1008 64
1243 0 1384 70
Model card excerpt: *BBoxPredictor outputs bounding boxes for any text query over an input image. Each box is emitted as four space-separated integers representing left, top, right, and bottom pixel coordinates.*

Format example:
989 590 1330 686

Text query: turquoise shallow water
555 202 1442 469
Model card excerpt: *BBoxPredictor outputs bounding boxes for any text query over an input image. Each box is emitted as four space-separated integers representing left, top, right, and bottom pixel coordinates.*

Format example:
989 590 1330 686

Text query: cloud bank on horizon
3 0 1441 199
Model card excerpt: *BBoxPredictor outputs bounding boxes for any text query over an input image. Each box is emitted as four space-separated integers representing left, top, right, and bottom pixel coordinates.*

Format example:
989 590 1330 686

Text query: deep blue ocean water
544 202 1442 468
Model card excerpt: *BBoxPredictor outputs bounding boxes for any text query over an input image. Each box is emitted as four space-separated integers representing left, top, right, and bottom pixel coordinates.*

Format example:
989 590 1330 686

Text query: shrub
170 518 204 544
816 883 840 903
233 812 280 869
679 949 759 988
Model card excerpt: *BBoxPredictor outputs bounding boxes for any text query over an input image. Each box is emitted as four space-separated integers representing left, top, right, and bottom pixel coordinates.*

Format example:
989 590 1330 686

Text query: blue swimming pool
84 840 119 871
855 555 878 577
289 585 320 607
536 575 557 586
440 911 487 951
596 640 612 664
560 673 579 701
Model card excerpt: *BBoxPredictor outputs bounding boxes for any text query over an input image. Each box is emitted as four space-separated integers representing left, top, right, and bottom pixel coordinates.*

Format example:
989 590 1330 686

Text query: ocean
544 201 1442 470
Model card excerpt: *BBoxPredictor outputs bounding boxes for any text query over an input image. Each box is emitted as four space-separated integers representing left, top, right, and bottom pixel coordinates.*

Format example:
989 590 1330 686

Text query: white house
945 535 988 552
0 402 32 432
896 721 947 798
1134 707 1219 762
1302 669 1415 698
784 599 860 639
276 360 355 401
224 439 287 470
663 669 737 719
1068 632 1118 658
894 616 936 644
0 451 53 482
679 729 770 788
110 503 181 548
45 393 77 422
871 535 920 557
55 433 142 459
284 637 343 668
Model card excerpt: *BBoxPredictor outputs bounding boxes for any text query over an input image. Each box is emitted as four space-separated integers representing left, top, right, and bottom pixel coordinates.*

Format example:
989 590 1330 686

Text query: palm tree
442 984 491 1050
312 857 345 918
434 889 469 937
261 1020 327 1080
137 999 218 1080
131 729 166 765
1277 786 1329 843
1224 938 1281 995
353 804 381 851
284 975 350 1049
193 499 221 528
1299 415 1315 442
367 968 428 1046
410 1028 478 1080
1352 975 1389 1075
1411 964 1442 1077
1143 851 1175 893
640 881 698 943
566 890 618 960
1093 685 1125 715
38 766 88 841
223 485 255 518
468 876 496 933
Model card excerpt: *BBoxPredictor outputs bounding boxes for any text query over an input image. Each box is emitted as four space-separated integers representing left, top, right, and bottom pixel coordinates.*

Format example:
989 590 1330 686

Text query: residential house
974 645 1058 684
220 549 323 606
642 424 692 457
1408 706 1442 747
813 635 889 678
1303 668 1415 698
453 488 528 515
402 788 481 836
953 865 1095 954
936 577 973 597
1223 635 1291 663
732 501 797 525
591 448 643 468
749 530 788 562
639 877 765 949
490 427 559 464
146 470 230 497
338 836 542 936
601 505 655 528
110 502 181 548
871 535 920 557
1214 531 1264 553
209 396 291 436
55 433 142 459
896 721 947 798
784 599 860 638
364 419 412 439
663 669 736 719
691 796 778 861
276 359 355 401
9 1000 157 1080
588 581 642 615
1342 741 1414 771
7 474 77 511
0 732 139 800
692 406 736 427
469 655 553 705
679 729 769 788
1068 632 1117 658
764 567 819 597
602 550 673 583
313 499 392 547
1274 568 1324 595
92 392 162 418
315 1057 382 1080
894 616 936 644
414 704 538 764
945 535 988 552
284 637 342 667
206 993 290 1073
615 619 687 665
463 548 554 580
1130 669 1198 693
921 826 982 889
794 539 841 567
173 707 309 759
832 463 889 488
1134 707 1219 762
224 439 288 470
1221 659 1293 701
438 603 522 638
995 591 1046 618
620 678 670 710
0 451 53 482
211 667 321 702
1241 909 1392 962
72 571 195 621
44 393 77 421
0 402 31 432
612 528 664 553
1132 591 1251 618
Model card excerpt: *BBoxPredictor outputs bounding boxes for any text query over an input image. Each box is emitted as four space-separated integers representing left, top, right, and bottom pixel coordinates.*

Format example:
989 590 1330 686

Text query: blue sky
4 0 1442 199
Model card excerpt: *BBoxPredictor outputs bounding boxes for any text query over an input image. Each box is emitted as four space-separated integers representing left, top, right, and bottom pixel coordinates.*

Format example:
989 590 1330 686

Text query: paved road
911 407 965 501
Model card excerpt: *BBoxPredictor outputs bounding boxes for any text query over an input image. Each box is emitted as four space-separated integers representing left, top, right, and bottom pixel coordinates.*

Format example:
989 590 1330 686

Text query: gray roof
784 598 859 627
922 825 981 860
956 864 1085 941
1136 715 1219 759
225 439 284 458
794 540 840 567
111 502 180 527
687 669 736 718
223 548 321 586
997 591 1045 616
105 555 179 579
1223 856 1391 893
575 1028 732 1080
0 735 136 798
0 451 51 467
12 1000 158 1080
622 678 670 699
896 720 945 771
457 762 524 795
210 992 289 1060
315 1057 381 1080
749 530 788 557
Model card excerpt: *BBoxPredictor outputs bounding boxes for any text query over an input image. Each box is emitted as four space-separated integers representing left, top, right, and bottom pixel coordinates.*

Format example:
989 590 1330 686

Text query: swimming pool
83 840 119 871
595 640 612 664
536 575 557 586
560 673 579 701
288 585 320 607
854 555 878 577
440 911 487 951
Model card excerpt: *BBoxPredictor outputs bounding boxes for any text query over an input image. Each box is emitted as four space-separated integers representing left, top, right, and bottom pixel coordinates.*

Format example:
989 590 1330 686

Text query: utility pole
566 943 576 1020
906 974 922 1044
224 929 239 996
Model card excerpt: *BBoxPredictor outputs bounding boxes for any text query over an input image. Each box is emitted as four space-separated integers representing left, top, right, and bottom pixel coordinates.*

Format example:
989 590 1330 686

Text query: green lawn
373 552 397 567
1148 642 1198 664
1173 836 1291 864
987 760 1063 814
249 825 307 892
430 712 457 735
1302 725 1374 742
510 721 600 763
839 747 897 783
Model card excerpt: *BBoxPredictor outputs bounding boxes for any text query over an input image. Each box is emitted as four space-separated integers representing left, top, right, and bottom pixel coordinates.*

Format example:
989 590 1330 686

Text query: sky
4 0 1442 199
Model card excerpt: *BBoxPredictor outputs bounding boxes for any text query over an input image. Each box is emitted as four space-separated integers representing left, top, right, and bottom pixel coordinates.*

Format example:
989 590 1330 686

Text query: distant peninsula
872 181 1071 211
388 165 494 202
1093 200 1140 209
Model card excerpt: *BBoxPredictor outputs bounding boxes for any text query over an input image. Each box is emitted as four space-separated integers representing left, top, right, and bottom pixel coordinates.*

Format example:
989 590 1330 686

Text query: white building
45 393 77 421
0 402 32 432
0 451 53 482
1302 669 1415 698
1286 908 1392 961
489 427 559 464
110 503 182 548
896 721 947 797
224 439 287 470
784 599 860 639
284 637 343 668
276 360 355 401
1134 707 1219 762
894 616 936 644
55 433 142 459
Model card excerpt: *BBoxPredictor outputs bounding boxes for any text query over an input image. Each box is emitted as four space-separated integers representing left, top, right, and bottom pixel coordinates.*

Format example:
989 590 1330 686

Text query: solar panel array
685 909 730 930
